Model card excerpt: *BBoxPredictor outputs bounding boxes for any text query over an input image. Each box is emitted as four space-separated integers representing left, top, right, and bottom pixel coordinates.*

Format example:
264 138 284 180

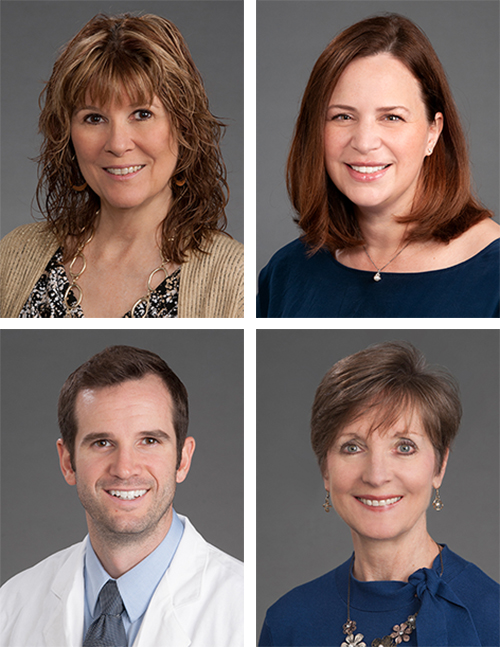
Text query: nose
109 445 140 480
104 120 134 157
360 449 392 488
350 119 382 156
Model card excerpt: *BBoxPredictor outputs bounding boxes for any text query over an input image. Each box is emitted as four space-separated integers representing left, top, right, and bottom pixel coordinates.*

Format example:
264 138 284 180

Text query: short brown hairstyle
311 341 461 475
58 345 188 469
37 13 228 264
287 13 493 255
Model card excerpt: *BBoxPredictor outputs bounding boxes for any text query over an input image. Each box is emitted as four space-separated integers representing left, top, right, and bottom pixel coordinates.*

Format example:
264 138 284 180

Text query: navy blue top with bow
259 546 499 646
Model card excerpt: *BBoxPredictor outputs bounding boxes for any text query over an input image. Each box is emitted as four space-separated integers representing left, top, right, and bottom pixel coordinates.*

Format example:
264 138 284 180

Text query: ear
428 112 444 151
176 436 196 484
56 439 76 486
432 447 449 489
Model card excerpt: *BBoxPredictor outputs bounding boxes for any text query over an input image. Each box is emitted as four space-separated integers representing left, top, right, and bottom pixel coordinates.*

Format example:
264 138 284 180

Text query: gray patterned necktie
83 579 127 647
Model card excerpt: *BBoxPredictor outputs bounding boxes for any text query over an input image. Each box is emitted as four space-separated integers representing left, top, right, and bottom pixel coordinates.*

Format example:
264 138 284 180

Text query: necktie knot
83 579 127 647
99 580 125 616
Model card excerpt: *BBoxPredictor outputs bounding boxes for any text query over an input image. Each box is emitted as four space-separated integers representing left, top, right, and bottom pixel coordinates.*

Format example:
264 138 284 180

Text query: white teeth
358 496 402 507
109 489 147 500
105 165 144 176
350 165 388 174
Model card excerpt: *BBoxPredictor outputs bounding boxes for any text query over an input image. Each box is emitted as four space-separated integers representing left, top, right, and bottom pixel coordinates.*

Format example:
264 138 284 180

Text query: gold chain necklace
341 545 443 647
63 231 172 319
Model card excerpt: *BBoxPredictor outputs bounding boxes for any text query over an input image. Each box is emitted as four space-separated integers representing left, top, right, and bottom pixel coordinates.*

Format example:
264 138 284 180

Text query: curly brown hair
37 13 229 263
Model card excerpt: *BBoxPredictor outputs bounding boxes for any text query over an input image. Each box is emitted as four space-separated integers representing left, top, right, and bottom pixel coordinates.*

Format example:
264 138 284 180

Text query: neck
87 509 172 579
351 527 440 582
357 207 410 255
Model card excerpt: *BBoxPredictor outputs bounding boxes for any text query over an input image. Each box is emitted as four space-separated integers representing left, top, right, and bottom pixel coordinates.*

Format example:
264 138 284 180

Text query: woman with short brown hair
0 13 243 318
257 14 498 318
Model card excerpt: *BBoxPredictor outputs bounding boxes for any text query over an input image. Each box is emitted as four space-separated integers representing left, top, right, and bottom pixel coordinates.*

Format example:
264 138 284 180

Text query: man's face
57 374 194 546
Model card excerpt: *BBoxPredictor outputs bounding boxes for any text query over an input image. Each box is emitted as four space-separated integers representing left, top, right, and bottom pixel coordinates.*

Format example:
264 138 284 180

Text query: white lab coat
0 515 243 647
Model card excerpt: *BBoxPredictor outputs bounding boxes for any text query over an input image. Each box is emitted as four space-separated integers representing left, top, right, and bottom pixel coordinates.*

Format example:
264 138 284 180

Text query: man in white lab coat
0 345 243 647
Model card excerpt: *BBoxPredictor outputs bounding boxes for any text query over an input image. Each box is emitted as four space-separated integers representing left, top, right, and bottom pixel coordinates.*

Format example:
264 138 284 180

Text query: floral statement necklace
341 546 443 647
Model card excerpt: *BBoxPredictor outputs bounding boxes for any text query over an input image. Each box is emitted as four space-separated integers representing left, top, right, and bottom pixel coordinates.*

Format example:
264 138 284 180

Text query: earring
174 175 186 187
432 488 444 511
427 147 433 156
323 491 332 513
72 181 88 192
70 154 87 191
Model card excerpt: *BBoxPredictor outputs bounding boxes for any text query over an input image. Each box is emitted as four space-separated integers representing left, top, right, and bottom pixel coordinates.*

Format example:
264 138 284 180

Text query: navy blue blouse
257 238 500 318
259 546 499 647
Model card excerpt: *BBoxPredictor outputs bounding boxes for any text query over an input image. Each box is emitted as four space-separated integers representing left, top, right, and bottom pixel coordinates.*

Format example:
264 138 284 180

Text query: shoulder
0 222 56 253
179 232 244 318
448 218 500 262
0 540 84 602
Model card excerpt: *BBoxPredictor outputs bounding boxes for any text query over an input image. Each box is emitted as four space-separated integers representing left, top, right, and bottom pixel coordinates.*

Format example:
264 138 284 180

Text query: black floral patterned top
19 248 180 318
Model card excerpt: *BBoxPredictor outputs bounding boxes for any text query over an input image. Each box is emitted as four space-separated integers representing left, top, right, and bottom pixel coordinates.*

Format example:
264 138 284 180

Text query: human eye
340 442 362 454
133 109 153 121
330 113 352 122
83 113 105 125
396 439 417 454
384 114 404 122
141 437 160 445
92 439 112 448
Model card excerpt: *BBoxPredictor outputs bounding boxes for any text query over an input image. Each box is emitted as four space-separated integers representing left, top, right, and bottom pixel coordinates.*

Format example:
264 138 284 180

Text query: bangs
69 54 156 112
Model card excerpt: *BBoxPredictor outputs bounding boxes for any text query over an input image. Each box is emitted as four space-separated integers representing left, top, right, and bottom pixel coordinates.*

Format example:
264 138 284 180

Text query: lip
102 164 146 180
354 495 403 511
345 162 391 182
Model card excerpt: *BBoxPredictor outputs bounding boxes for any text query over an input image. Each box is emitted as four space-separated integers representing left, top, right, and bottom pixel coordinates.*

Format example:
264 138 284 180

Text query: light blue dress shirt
83 509 184 646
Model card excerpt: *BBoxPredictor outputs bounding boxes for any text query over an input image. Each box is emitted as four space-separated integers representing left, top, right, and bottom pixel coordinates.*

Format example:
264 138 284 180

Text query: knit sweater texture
0 223 243 318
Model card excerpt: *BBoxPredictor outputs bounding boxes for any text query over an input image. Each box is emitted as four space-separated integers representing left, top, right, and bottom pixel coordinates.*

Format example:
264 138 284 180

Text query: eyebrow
328 104 410 113
80 429 172 445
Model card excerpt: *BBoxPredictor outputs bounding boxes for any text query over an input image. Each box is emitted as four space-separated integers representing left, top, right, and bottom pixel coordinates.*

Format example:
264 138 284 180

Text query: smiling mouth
104 165 145 176
356 496 402 507
107 489 148 500
347 164 391 174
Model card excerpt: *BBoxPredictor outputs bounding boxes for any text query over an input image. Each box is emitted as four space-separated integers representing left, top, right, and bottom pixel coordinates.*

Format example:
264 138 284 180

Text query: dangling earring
432 488 444 511
70 154 87 191
323 491 332 513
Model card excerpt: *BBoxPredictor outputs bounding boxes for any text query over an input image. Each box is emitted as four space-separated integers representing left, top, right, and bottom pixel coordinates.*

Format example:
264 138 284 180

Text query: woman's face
324 53 443 220
71 92 178 214
322 409 448 544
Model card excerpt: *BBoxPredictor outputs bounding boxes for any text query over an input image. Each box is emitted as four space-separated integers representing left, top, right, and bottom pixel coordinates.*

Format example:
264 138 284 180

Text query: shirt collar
84 509 184 623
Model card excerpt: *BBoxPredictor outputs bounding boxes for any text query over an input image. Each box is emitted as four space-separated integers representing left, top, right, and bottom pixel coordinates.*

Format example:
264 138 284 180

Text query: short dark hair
58 345 188 469
311 341 462 475
287 13 492 255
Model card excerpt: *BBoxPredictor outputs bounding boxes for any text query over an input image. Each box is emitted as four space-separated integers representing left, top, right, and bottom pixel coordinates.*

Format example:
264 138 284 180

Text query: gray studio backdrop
257 329 499 634
0 0 243 243
0 329 243 585
257 0 500 275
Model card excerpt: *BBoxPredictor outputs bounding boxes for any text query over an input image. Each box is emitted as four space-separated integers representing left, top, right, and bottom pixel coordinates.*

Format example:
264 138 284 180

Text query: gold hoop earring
323 491 332 513
174 175 186 187
432 488 444 511
72 181 88 192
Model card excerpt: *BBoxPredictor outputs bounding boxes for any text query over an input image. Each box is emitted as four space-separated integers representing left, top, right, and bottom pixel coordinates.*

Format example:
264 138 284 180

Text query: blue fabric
84 509 184 646
257 238 500 318
259 546 499 647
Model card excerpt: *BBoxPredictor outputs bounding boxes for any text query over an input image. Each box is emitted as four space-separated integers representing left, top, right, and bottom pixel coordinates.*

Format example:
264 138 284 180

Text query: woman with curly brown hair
0 13 243 318
257 14 499 318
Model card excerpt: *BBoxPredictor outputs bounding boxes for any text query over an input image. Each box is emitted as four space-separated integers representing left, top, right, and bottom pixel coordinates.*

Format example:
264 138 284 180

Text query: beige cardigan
0 223 244 318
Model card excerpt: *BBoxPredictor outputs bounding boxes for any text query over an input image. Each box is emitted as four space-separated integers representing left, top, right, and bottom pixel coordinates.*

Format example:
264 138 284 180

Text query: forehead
337 405 427 440
74 375 173 435
330 53 425 110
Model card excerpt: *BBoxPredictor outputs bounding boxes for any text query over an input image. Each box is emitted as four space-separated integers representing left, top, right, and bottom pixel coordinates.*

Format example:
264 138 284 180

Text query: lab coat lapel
42 540 86 647
132 517 206 647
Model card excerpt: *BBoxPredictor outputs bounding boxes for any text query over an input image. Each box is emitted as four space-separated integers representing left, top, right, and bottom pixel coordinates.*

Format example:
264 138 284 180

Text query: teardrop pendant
373 272 381 282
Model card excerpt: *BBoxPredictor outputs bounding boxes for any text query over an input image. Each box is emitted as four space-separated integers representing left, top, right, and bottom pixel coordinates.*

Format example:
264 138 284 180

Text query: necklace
341 546 443 647
63 230 172 318
363 241 411 281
